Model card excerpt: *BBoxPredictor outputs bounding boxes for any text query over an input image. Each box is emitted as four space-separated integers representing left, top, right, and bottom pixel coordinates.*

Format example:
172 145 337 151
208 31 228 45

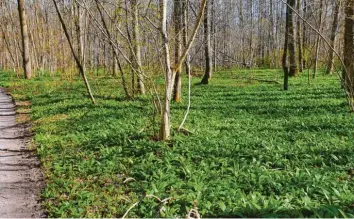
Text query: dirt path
0 88 43 218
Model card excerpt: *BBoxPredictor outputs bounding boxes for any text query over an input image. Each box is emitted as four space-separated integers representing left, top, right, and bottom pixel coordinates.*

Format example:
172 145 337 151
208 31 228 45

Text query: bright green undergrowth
1 69 354 218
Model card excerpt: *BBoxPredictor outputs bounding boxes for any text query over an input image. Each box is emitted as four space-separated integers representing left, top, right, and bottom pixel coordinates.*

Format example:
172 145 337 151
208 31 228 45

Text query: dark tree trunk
283 0 291 90
201 0 212 84
288 0 298 77
344 0 354 94
326 1 340 74
173 0 182 102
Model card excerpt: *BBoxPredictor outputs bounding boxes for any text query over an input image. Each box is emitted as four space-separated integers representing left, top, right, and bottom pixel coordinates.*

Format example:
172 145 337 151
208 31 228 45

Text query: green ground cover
1 69 354 217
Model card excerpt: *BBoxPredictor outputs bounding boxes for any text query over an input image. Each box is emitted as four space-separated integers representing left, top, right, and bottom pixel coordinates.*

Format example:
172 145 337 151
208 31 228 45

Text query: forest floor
0 87 43 218
0 69 353 218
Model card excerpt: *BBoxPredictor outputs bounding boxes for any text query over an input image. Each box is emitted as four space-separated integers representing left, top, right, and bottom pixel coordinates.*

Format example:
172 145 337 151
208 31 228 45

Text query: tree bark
182 0 191 77
313 0 324 78
159 0 173 140
344 0 354 95
297 0 303 73
18 0 32 79
288 0 298 77
173 0 183 102
302 0 307 68
239 1 245 65
283 0 291 90
326 0 340 74
159 0 207 140
249 1 254 66
201 0 212 84
131 0 145 95
211 0 216 71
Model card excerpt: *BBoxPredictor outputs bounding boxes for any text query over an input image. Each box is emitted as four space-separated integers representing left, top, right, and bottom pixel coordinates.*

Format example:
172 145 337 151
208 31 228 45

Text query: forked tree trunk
18 0 32 79
159 0 207 140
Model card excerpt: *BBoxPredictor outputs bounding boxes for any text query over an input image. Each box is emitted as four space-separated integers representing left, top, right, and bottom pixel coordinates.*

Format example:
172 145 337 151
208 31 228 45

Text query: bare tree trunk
111 5 118 77
269 0 275 68
18 0 32 79
182 0 191 77
201 0 212 84
326 0 340 74
249 1 254 66
103 42 107 75
113 50 118 76
124 0 135 97
173 0 182 102
159 0 173 140
297 0 303 73
131 0 145 95
288 0 298 77
211 0 216 71
159 0 207 140
29 27 39 73
239 1 245 65
302 0 307 68
74 4 86 72
0 25 17 69
313 0 324 78
344 0 354 96
283 0 291 90
53 0 96 104
94 0 131 99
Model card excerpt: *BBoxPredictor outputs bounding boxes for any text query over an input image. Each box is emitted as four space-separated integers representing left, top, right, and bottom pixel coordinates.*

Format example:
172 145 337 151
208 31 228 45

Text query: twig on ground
186 208 201 219
121 194 172 218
